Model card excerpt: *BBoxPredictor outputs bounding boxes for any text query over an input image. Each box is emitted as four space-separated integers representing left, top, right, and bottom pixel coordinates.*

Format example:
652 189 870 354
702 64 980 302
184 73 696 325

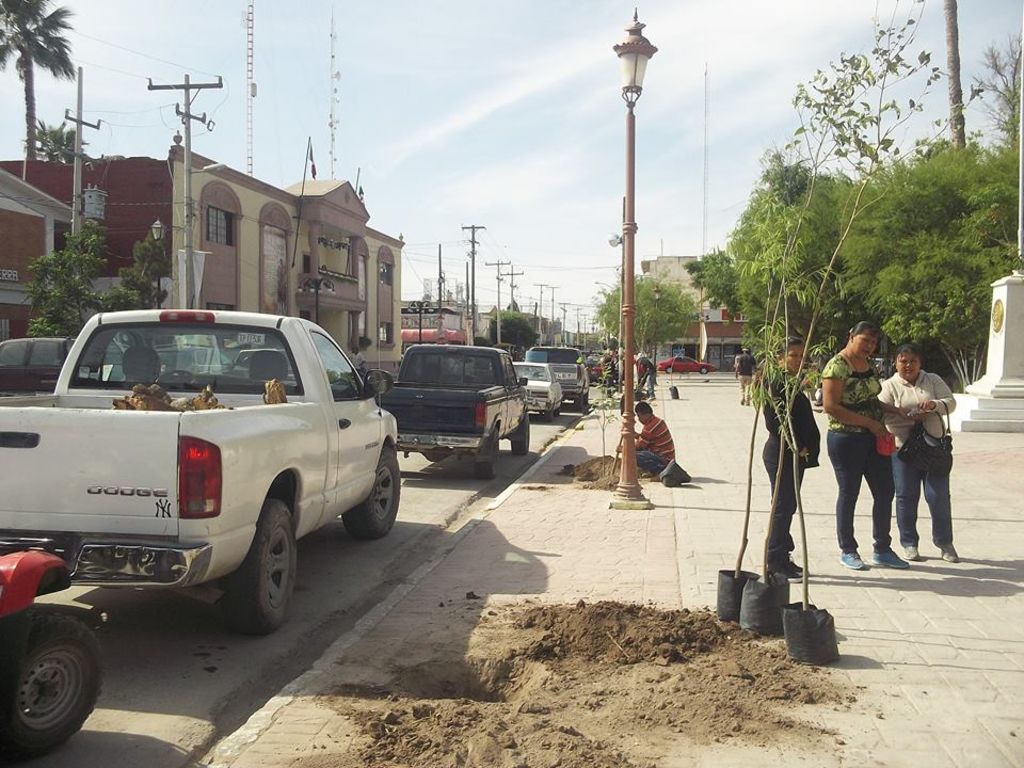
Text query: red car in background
656 355 716 374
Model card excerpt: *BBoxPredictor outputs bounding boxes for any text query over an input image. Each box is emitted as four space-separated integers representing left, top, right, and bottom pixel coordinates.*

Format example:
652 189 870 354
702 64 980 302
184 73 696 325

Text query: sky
1 0 1020 332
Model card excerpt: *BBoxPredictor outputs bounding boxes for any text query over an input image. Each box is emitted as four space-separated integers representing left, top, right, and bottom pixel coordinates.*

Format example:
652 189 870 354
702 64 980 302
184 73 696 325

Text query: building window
379 262 393 286
302 253 311 273
378 321 393 345
206 207 234 246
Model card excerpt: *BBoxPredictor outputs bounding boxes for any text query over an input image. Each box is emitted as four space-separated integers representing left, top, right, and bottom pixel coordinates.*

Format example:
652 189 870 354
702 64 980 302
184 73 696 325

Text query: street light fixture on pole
612 11 657 509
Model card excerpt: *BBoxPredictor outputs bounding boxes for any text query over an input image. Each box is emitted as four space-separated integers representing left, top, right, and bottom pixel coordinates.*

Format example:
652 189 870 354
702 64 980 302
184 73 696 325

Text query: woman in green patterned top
822 321 908 571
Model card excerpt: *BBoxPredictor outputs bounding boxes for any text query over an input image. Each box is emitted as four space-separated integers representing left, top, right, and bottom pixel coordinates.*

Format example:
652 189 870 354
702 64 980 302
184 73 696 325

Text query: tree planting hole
394 657 529 703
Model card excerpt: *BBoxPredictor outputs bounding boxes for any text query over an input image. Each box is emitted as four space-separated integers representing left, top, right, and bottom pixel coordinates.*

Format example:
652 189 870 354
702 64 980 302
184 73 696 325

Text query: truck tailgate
0 408 181 536
384 385 496 435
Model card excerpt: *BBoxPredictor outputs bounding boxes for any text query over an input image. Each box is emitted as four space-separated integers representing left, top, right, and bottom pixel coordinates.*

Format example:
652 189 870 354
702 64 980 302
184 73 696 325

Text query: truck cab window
310 332 360 401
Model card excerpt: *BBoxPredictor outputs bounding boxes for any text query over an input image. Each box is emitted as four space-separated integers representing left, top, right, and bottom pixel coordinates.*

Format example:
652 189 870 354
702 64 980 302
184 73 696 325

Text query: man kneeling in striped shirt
634 401 675 475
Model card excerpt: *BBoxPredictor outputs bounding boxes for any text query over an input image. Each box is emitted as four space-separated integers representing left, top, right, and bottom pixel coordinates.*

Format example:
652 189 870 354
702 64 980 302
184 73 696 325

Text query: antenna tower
246 1 255 176
701 63 709 258
329 9 341 179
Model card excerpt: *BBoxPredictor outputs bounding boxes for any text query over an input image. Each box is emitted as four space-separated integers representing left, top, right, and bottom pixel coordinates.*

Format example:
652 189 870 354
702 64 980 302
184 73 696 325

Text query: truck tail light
474 402 486 428
178 437 222 518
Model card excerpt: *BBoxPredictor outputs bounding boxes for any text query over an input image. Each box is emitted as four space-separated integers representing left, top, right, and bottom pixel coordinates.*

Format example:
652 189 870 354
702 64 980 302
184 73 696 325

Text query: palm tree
0 0 75 161
944 0 966 148
35 118 76 162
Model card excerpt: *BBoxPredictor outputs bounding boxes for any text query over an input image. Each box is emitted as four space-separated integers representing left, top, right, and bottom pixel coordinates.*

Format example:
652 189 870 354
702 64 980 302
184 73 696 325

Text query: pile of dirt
566 456 620 490
307 601 851 768
518 600 726 664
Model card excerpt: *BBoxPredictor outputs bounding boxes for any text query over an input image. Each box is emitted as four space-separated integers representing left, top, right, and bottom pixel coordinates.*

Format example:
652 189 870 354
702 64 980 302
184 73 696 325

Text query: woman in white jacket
878 343 959 563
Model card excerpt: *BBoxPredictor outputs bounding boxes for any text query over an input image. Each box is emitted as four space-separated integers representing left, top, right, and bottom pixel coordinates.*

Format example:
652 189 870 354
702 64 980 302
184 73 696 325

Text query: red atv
0 551 101 759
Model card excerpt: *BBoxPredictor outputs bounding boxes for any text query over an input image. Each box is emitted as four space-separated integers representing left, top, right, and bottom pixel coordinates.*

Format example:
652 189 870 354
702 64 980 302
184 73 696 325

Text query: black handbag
897 403 953 475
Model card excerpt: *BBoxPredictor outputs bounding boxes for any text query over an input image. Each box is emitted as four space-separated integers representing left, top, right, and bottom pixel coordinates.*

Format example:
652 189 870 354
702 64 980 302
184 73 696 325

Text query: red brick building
0 168 72 339
0 157 173 281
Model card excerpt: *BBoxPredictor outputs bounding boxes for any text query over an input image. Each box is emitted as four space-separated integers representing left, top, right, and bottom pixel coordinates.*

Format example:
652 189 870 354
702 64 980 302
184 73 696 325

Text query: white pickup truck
0 310 400 634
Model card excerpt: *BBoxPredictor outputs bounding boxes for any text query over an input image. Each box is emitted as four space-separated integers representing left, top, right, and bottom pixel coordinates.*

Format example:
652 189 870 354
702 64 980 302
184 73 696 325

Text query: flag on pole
307 140 317 180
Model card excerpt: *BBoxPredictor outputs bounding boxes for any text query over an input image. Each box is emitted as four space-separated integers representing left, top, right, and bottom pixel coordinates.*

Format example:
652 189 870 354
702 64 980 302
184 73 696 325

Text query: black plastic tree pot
782 602 840 665
739 575 790 636
716 569 759 622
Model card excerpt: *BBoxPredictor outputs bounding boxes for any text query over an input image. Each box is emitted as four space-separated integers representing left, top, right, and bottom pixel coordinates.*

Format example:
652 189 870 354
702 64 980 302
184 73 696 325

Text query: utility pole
560 303 569 347
548 286 559 344
536 284 549 340
505 265 524 310
462 224 485 341
64 67 101 235
148 73 223 308
437 244 445 310
485 258 510 346
465 262 470 339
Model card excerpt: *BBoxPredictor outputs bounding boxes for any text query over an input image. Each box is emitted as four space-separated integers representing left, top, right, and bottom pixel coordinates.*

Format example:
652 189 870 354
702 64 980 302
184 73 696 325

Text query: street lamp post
300 265 336 324
612 11 657 508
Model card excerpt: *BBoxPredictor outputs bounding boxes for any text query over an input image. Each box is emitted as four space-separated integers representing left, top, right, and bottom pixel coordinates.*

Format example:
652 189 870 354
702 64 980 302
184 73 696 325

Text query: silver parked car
513 362 563 420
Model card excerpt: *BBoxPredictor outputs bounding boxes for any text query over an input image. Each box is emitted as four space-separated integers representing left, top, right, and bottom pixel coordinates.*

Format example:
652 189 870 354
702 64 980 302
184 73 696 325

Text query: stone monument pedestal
951 274 1024 433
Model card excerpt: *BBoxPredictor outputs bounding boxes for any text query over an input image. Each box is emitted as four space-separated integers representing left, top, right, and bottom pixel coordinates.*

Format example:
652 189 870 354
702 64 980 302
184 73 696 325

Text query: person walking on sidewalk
763 337 820 583
878 343 960 563
637 352 657 400
822 321 908 571
633 401 674 475
735 347 756 405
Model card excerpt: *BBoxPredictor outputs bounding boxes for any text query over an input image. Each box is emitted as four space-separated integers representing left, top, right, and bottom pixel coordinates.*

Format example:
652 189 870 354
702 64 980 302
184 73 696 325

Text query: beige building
168 146 403 371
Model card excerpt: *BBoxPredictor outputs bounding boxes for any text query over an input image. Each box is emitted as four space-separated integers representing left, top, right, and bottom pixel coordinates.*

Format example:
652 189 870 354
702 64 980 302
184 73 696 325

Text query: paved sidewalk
203 373 1024 768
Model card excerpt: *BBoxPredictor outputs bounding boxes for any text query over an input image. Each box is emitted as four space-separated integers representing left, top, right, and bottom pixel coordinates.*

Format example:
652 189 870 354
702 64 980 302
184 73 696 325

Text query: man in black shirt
734 347 756 405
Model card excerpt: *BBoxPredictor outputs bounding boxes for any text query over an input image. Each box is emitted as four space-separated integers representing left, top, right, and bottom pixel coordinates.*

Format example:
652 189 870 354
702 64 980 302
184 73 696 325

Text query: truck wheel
223 499 296 635
343 446 401 540
423 450 448 463
474 433 498 480
510 413 530 455
0 613 101 759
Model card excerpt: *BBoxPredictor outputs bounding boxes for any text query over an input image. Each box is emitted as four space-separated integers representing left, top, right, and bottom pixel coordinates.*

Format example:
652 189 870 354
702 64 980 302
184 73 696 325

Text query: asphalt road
26 407 585 768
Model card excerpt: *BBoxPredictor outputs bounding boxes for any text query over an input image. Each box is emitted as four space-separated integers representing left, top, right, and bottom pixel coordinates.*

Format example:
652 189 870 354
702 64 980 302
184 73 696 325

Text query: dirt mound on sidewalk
305 601 851 768
567 456 619 489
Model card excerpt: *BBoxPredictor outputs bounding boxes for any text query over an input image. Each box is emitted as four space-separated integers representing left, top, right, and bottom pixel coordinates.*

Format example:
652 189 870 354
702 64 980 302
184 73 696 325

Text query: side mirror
364 369 394 398
518 376 528 387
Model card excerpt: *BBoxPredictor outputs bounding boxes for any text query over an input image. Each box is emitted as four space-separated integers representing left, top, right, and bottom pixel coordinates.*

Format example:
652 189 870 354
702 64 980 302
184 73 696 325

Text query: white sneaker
904 546 921 561
940 545 960 563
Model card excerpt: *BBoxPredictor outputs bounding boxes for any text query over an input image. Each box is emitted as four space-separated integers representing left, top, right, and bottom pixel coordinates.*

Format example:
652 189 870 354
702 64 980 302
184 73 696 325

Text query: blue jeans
891 454 953 547
636 450 668 475
827 431 895 555
646 370 657 398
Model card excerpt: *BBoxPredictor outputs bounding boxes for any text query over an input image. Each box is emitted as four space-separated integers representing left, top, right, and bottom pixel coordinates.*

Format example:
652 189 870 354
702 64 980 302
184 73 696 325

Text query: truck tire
474 432 498 480
0 613 101 759
343 446 401 540
510 413 530 455
222 499 296 635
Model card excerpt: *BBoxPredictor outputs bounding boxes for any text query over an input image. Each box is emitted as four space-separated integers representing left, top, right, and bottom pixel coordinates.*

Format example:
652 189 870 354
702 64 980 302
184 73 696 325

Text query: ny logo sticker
155 499 172 518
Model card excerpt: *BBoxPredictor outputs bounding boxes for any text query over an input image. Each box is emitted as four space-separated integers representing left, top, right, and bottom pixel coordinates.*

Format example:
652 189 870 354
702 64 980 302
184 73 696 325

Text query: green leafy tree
685 248 740 316
0 0 75 161
842 143 1018 388
27 220 104 336
488 311 538 349
99 234 170 311
593 280 695 353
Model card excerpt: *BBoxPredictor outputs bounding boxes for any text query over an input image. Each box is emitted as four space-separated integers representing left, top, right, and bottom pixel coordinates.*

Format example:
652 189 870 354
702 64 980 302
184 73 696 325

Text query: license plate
556 373 575 380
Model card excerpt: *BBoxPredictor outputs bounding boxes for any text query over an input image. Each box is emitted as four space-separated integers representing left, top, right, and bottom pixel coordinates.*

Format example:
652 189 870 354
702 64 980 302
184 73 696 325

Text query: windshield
69 323 303 395
525 348 581 365
514 364 550 381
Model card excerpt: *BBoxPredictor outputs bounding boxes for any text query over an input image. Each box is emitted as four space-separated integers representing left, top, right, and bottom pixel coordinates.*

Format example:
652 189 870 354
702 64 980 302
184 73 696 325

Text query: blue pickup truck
381 345 530 479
